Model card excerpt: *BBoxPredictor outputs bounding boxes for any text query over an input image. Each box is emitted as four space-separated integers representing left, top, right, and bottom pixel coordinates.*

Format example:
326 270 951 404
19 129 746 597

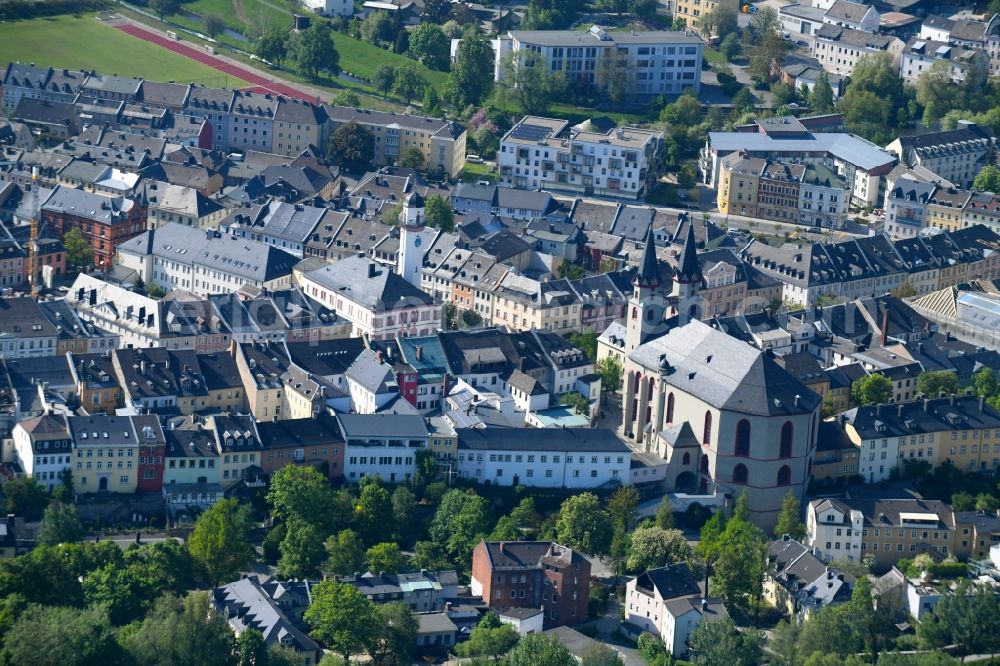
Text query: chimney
880 306 889 346
794 394 801 408
367 263 377 278
924 398 930 412
376 350 383 365
981 395 986 412
499 541 506 554
140 360 146 375
950 393 956 406
875 403 882 418
415 345 424 361
897 404 904 417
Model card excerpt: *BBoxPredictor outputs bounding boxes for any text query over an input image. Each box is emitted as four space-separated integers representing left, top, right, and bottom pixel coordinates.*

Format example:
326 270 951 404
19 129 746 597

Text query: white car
466 154 484 164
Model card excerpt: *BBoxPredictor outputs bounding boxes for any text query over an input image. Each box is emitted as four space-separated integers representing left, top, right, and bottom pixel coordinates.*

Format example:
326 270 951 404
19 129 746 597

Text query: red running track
116 23 321 103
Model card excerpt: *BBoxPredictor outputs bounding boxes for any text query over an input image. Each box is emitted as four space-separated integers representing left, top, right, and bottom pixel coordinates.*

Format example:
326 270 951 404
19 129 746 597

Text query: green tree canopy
256 30 288 66
326 121 376 173
278 517 327 579
556 492 614 556
626 525 693 573
367 601 418 666
916 370 960 398
2 604 122 666
37 500 83 546
655 496 675 530
325 529 366 575
187 497 253 585
424 195 454 231
63 227 94 270
374 64 396 99
305 581 379 664
429 489 492 563
688 616 764 666
456 613 520 661
501 52 564 116
774 490 806 541
973 164 1000 194
809 72 834 114
447 34 496 107
120 592 236 666
360 10 396 47
506 632 573 666
365 542 406 574
595 356 624 394
391 63 426 105
290 21 340 78
851 374 893 406
408 23 450 71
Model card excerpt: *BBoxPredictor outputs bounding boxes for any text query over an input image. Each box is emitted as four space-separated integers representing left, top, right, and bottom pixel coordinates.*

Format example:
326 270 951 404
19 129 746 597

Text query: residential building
163 425 220 488
298 255 442 341
885 121 996 188
765 536 854 618
2 64 85 113
116 223 298 296
40 185 145 269
145 181 228 230
336 413 428 483
702 117 897 207
336 570 458 611
883 176 935 239
184 86 234 151
924 188 972 232
0 297 58 359
214 577 322 666
499 115 664 199
226 91 278 154
812 26 904 78
823 0 880 32
67 414 139 494
112 346 245 415
257 414 344 479
133 414 166 493
962 192 1000 234
471 540 591 628
900 38 990 85
624 563 728 657
323 105 467 178
212 414 262 487
455 428 631 487
68 351 122 414
503 26 703 99
11 413 71 491
272 98 329 158
233 340 325 422
301 0 353 15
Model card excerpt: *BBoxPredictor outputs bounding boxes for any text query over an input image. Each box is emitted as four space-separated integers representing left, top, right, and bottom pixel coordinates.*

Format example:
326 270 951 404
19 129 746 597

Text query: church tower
397 190 427 288
670 216 704 326
625 226 668 353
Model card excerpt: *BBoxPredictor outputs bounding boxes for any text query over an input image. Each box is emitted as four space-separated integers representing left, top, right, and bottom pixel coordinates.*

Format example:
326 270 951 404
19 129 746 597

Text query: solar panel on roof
511 123 553 141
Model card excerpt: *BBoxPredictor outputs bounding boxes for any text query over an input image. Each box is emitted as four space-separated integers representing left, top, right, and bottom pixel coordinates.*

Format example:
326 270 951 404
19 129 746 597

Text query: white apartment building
454 428 631 488
336 414 428 484
499 116 664 199
503 25 703 99
117 223 298 297
145 181 228 230
885 121 996 189
298 255 441 341
11 414 72 491
812 25 904 77
900 38 990 85
624 563 728 657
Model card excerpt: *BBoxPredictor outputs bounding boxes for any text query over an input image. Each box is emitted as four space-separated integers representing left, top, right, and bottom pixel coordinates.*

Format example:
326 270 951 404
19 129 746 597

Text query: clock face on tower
414 237 422 247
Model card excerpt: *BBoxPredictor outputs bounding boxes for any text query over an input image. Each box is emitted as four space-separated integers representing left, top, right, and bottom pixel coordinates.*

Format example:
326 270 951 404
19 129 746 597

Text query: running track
116 23 321 103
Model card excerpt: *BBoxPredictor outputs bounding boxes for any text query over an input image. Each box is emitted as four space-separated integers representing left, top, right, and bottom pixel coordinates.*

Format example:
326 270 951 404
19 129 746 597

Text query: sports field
0 14 249 87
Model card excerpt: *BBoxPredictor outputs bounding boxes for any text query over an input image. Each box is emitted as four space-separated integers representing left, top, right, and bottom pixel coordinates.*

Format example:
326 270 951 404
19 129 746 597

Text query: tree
355 481 393 544
390 486 418 544
720 32 741 61
430 489 492 563
83 561 160 626
596 356 624 394
750 5 780 38
560 391 591 415
63 227 93 270
772 81 797 108
392 62 426 105
367 602 418 666
188 497 253 585
332 90 360 107
121 593 236 666
916 61 956 124
507 633 572 666
447 34 495 108
278 517 327 579
256 30 288 66
424 194 454 232
204 15 226 38
2 476 47 517
768 619 802 666
305 581 379 665
916 370 960 398
799 605 859 658
360 10 395 47
626 526 693 573
713 507 767 615
607 486 640 533
581 644 625 666
660 90 703 126
509 497 541 532
731 85 757 112
774 490 806 541
974 367 998 398
567 330 598 360
974 164 1000 194
687 617 763 666
291 22 340 78
521 0 577 29
490 515 521 541
556 493 614 556
422 85 441 116
456 613 520 661
409 23 450 71
37 501 83 546
236 629 267 666
325 529 366 575
149 0 180 20
326 120 376 173
2 604 123 666
366 542 405 574
699 4 738 38
655 497 675 530
851 374 893 406
748 31 788 83
837 52 906 144
410 540 450 571
422 0 452 23
374 64 396 99
501 52 564 116
809 72 834 114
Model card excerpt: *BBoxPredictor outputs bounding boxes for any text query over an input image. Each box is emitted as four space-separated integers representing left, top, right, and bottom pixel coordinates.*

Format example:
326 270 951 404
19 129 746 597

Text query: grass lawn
460 161 497 183
334 34 449 90
703 47 727 65
0 14 251 86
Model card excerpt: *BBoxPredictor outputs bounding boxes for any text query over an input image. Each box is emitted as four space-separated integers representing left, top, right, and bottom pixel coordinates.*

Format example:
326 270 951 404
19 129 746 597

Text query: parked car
806 226 821 234
466 154 484 164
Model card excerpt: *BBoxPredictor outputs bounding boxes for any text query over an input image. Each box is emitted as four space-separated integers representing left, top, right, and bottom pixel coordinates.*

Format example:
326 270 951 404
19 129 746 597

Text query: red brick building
256 413 344 480
470 541 591 628
41 185 146 270
133 414 166 493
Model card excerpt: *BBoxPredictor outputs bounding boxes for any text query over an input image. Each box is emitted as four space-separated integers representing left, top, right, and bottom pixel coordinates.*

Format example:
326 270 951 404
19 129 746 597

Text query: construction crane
26 166 40 299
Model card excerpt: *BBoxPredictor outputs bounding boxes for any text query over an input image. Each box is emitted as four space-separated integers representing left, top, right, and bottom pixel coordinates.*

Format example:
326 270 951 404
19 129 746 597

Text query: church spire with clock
398 190 427 288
